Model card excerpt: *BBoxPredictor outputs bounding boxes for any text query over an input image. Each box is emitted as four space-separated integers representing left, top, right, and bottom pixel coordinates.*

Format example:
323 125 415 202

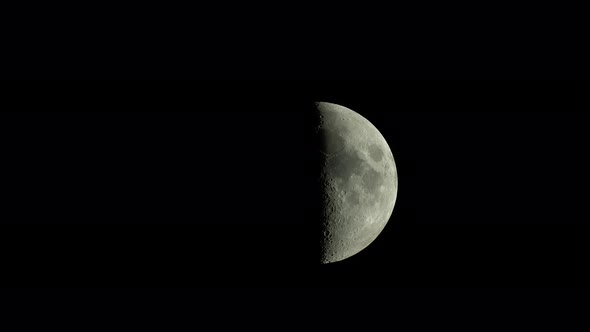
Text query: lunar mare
316 102 398 264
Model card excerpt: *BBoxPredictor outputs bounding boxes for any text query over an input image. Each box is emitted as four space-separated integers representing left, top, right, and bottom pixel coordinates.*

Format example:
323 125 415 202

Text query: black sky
1 81 589 289
3 2 589 327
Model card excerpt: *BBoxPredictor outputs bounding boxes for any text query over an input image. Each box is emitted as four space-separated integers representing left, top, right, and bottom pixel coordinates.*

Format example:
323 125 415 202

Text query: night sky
2 81 589 290
3 0 589 326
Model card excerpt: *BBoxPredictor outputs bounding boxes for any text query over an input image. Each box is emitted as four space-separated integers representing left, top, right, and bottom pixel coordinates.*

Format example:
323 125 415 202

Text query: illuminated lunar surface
316 102 398 264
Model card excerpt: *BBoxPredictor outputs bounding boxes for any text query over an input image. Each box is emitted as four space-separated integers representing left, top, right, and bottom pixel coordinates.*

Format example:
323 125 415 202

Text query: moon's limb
316 102 398 264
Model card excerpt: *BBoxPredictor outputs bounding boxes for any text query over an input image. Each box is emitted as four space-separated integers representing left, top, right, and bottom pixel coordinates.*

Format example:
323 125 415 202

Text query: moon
316 102 398 264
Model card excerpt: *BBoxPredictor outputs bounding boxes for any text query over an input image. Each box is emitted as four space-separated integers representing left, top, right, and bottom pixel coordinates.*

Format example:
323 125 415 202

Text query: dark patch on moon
319 128 346 156
368 144 384 162
327 149 364 182
362 168 384 192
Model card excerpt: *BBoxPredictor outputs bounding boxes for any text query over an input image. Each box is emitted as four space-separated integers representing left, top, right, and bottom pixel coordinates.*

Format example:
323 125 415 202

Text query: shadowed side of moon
316 102 398 264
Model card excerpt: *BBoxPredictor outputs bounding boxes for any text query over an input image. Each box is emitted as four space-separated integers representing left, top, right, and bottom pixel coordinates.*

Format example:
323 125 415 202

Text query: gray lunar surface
316 102 398 264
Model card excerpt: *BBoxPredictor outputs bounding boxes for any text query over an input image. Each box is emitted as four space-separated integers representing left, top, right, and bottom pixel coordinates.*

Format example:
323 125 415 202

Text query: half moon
316 102 398 264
